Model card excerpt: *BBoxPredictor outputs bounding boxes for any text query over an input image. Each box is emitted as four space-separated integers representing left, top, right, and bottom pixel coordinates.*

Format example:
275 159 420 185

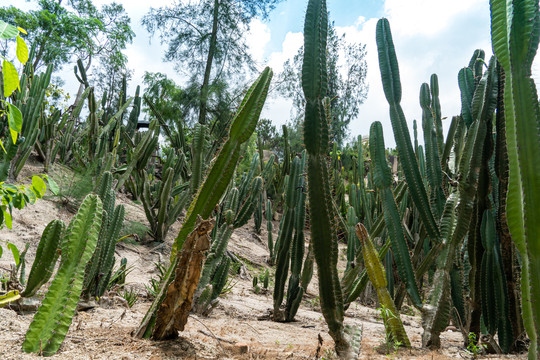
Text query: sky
3 0 539 147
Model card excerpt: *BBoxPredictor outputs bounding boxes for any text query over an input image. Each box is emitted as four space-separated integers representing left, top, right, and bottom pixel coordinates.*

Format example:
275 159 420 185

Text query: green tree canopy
142 0 282 125
0 0 134 72
277 20 368 148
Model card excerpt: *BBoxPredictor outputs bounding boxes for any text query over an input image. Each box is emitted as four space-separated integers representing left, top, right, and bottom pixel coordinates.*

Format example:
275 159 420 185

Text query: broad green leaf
44 176 59 195
17 27 27 35
9 129 17 145
0 139 6 154
2 184 17 193
8 103 22 144
3 60 19 97
24 186 37 205
7 242 19 265
0 20 18 39
0 290 20 307
0 244 3 258
32 176 46 198
3 209 12 229
16 35 28 65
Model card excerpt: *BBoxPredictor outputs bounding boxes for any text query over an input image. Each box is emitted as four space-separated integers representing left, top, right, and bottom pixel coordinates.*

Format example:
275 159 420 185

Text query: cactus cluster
83 171 125 298
23 194 103 356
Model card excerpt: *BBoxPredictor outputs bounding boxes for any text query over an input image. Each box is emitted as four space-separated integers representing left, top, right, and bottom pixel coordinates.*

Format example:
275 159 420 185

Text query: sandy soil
0 160 529 359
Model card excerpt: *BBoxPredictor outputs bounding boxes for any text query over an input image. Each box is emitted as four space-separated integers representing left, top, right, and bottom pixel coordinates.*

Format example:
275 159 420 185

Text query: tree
142 0 282 126
277 20 368 148
0 0 134 73
142 72 198 128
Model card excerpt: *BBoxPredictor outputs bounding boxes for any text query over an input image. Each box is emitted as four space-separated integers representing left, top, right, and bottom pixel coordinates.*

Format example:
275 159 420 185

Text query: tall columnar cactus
0 64 53 181
141 167 185 242
125 85 141 138
266 199 274 260
285 151 307 321
480 210 513 353
302 0 351 356
490 0 540 357
21 220 66 297
376 18 440 244
375 18 504 350
369 121 422 308
135 67 273 339
22 194 103 356
190 123 207 194
273 153 307 321
115 121 159 191
345 206 359 271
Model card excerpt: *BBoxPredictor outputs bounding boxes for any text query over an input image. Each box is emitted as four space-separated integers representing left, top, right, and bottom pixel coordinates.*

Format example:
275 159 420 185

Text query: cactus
21 220 66 297
141 167 186 242
135 67 272 338
266 199 274 260
125 85 141 138
490 1 540 357
376 18 440 244
194 171 264 315
22 194 103 356
115 121 159 191
273 156 303 320
301 0 351 356
254 191 263 234
83 172 125 298
190 123 206 194
285 152 307 321
480 210 513 353
370 121 422 308
356 223 410 346
0 64 53 181
345 206 358 271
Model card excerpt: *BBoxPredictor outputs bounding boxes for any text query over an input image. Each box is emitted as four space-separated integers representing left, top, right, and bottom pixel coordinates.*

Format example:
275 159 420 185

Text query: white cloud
246 19 271 64
267 32 303 73
260 1 503 147
383 0 488 37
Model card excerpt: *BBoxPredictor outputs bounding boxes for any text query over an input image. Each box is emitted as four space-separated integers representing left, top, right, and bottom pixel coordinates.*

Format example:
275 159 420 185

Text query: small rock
234 342 249 354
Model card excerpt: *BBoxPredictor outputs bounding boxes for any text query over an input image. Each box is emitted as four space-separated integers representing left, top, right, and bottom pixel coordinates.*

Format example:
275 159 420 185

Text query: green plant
466 332 486 359
145 262 167 299
0 174 58 230
120 286 138 308
377 305 403 355
0 20 28 155
273 152 307 322
21 220 65 297
135 67 273 339
490 0 540 358
108 258 132 290
22 194 103 356
83 171 125 299
301 0 351 356
356 223 410 347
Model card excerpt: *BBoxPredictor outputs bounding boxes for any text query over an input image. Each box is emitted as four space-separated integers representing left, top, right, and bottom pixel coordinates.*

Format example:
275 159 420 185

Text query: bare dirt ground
0 160 529 359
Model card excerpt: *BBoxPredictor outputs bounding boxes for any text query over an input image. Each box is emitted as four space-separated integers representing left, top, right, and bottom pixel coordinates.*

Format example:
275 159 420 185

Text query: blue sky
4 0 539 147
